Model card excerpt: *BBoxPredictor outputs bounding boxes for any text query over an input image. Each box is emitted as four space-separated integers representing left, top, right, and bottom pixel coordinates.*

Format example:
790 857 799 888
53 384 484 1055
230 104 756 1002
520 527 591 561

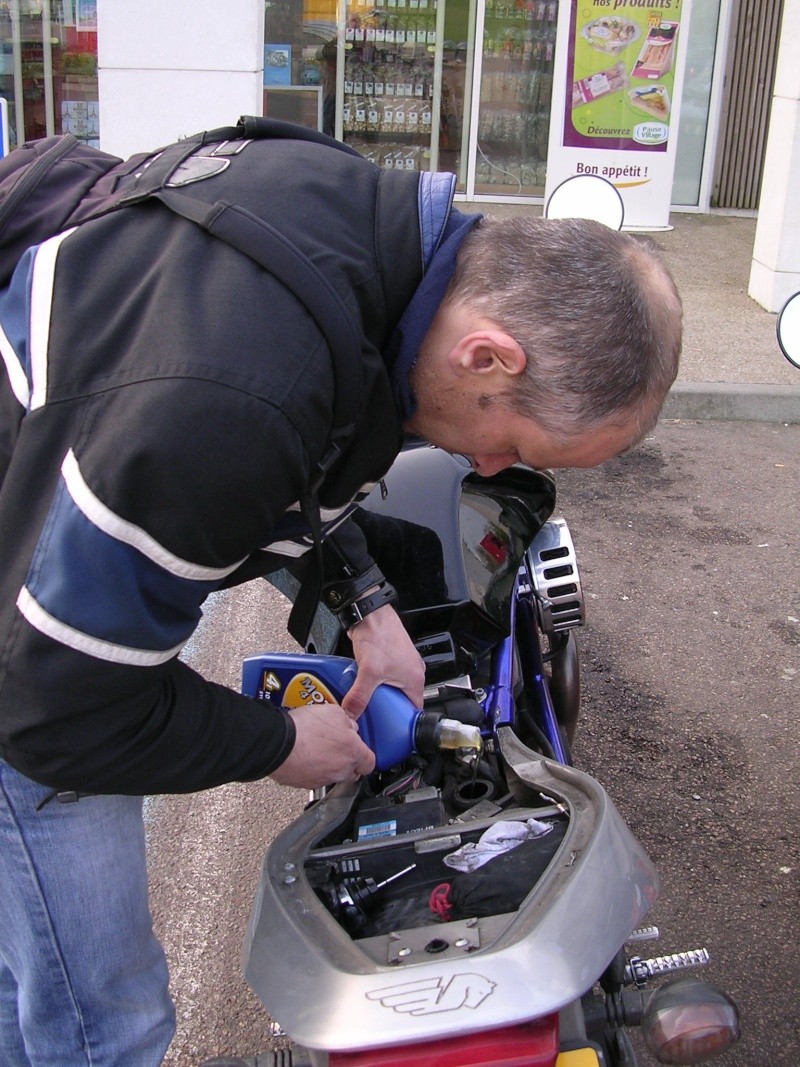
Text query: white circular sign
545 174 625 231
777 292 800 369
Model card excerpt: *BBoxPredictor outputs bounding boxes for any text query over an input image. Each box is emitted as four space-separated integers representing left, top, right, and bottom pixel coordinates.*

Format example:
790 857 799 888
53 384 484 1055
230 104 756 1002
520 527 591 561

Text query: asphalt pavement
559 419 799 1067
145 215 800 1067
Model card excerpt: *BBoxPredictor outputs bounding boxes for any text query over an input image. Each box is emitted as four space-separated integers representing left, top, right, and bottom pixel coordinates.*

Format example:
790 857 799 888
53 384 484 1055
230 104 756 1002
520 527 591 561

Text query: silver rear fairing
242 730 658 1054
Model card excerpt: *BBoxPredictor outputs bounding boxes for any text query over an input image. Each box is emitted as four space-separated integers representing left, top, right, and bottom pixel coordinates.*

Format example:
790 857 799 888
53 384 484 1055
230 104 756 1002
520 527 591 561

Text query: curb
662 381 800 424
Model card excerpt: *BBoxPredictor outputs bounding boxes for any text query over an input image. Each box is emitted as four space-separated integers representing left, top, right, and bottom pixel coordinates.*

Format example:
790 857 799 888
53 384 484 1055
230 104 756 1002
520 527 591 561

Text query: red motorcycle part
328 1013 559 1066
428 882 453 920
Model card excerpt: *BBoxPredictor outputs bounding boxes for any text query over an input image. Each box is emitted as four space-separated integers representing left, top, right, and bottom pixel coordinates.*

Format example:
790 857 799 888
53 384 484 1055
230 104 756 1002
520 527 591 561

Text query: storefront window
263 0 713 204
474 0 557 196
338 0 457 174
0 1 99 152
264 0 469 174
262 0 330 133
263 0 555 191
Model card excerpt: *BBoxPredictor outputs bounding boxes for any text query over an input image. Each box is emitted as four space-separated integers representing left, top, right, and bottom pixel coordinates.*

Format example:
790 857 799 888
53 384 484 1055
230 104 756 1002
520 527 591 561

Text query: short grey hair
445 215 682 443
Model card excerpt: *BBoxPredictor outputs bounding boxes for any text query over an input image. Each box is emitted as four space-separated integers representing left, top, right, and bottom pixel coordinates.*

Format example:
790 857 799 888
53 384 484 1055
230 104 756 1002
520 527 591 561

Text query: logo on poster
632 121 668 145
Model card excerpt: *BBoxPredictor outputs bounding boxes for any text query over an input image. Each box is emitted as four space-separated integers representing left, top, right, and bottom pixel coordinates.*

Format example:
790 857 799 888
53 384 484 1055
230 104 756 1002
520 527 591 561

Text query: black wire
514 701 557 760
542 632 569 663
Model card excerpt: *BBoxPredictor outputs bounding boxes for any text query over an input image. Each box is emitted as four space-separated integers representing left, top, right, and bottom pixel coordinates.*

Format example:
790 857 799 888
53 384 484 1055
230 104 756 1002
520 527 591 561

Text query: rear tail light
641 978 740 1064
329 1015 559 1067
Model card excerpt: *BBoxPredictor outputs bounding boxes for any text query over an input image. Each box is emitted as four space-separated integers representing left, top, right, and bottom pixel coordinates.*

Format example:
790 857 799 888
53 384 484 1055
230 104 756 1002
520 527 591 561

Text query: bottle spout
414 711 483 758
435 718 483 752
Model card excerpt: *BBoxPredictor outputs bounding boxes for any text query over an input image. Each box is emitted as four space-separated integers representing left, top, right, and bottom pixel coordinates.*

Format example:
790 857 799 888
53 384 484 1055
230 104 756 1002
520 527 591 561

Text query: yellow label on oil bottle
282 673 337 708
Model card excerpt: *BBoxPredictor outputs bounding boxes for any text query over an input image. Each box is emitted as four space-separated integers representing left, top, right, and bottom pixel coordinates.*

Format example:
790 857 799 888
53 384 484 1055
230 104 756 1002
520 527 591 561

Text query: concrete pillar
749 0 800 313
97 0 264 159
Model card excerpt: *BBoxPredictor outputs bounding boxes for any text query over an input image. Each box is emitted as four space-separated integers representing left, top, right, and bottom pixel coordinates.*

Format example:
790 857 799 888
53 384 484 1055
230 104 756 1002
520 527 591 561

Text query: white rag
443 818 552 873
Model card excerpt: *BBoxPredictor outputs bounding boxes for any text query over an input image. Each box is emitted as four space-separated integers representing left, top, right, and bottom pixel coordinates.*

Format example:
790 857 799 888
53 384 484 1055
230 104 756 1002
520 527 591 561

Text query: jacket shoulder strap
153 187 362 449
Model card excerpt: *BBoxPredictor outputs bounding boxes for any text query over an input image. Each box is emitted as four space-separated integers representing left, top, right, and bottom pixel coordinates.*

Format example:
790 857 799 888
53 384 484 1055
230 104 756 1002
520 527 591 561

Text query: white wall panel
97 69 262 159
97 0 263 158
749 0 800 312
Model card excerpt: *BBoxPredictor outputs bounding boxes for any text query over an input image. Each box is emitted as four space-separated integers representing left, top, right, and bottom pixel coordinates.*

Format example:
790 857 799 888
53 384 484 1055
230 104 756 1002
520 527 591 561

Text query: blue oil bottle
241 652 480 771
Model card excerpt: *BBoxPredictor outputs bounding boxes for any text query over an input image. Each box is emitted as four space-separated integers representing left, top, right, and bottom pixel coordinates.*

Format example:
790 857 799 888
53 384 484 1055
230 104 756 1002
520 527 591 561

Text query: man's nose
471 454 516 476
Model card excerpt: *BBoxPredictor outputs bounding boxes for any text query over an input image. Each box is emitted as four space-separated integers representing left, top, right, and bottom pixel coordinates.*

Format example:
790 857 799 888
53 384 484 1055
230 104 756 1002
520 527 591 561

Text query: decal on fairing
366 974 496 1016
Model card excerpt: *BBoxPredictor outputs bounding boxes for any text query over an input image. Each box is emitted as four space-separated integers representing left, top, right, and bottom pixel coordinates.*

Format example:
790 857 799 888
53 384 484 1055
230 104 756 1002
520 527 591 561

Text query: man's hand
270 703 376 789
342 604 425 718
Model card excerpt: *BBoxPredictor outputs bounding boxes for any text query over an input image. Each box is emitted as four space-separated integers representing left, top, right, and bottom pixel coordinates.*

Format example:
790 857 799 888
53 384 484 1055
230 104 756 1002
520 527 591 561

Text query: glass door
469 0 559 197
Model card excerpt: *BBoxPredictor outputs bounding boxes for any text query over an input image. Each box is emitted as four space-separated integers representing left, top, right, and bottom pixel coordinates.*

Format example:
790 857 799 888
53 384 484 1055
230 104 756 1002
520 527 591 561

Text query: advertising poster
545 0 692 229
264 45 293 86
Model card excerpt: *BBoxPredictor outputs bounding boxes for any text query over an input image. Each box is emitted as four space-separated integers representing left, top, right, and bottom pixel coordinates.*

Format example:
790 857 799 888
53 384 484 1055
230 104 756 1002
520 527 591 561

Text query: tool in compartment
332 862 418 933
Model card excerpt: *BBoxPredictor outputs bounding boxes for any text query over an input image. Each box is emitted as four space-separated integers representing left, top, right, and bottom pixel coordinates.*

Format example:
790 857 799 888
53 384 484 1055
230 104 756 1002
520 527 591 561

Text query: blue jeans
0 759 175 1066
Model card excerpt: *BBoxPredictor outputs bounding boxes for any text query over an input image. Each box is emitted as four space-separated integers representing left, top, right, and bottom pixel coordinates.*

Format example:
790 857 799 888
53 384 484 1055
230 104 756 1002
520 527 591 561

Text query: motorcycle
213 178 741 1067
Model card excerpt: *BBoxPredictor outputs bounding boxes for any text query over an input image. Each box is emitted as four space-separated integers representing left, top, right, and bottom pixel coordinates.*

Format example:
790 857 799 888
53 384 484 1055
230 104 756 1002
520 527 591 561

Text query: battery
354 791 445 841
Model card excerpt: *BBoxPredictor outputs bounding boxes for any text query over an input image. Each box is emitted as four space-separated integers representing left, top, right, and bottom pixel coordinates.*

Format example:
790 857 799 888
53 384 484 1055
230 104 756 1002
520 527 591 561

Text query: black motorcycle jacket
0 135 457 794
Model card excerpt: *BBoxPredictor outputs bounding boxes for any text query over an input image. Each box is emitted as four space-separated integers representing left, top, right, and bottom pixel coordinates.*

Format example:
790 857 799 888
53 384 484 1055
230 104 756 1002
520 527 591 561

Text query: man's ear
449 328 527 379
